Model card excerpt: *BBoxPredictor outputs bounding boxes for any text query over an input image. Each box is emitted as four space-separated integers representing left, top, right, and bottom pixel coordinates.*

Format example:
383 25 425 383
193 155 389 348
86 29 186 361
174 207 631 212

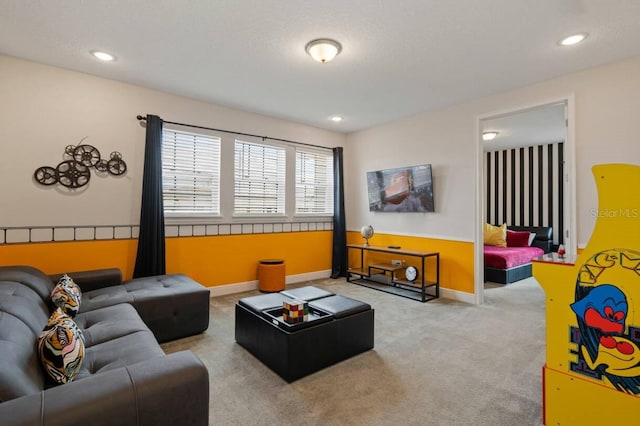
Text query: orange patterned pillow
38 309 85 384
50 274 82 317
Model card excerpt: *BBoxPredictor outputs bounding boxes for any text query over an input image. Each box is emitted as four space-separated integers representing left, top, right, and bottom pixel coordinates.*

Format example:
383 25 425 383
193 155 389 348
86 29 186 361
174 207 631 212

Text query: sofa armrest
49 268 123 292
0 351 209 426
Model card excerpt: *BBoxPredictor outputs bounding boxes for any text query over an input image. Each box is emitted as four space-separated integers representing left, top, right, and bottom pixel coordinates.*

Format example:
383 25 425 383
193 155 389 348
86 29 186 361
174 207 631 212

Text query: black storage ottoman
309 295 375 361
235 287 374 382
281 285 334 301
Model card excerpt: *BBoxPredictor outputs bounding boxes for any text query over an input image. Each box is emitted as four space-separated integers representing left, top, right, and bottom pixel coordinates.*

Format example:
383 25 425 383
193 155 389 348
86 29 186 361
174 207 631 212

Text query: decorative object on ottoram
33 137 127 189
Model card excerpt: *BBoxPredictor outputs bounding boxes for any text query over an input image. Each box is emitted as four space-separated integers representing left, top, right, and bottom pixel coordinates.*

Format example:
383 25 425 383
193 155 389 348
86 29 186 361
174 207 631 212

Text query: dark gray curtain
133 114 166 278
331 147 347 278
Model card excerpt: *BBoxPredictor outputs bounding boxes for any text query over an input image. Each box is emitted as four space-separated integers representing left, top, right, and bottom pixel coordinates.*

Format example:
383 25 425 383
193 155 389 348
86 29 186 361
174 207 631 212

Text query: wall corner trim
439 287 476 304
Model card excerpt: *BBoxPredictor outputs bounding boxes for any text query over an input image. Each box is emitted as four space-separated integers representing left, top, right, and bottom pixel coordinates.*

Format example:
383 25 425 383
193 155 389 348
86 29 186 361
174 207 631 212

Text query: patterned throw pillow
45 308 85 344
50 274 82 317
38 310 85 384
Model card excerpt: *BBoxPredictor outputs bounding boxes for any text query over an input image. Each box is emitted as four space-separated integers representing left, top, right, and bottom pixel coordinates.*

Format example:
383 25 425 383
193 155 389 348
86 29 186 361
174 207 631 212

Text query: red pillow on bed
506 230 532 247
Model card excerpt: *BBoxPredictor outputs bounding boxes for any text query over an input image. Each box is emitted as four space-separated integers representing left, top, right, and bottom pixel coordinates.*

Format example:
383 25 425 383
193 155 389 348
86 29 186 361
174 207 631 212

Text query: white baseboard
439 287 475 304
208 271 475 304
208 280 258 297
286 269 331 284
208 269 332 297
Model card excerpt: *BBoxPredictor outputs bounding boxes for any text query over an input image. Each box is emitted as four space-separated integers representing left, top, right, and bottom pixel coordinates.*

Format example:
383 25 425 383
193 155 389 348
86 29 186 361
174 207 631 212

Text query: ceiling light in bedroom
560 33 588 46
305 39 342 63
482 131 499 141
91 50 116 62
330 115 343 123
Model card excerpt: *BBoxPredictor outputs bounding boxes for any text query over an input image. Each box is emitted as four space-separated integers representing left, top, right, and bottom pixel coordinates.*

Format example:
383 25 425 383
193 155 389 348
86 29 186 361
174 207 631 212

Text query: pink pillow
506 230 532 247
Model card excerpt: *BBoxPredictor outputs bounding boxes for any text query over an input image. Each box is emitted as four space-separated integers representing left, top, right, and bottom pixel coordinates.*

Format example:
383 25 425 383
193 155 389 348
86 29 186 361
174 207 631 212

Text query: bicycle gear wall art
34 138 127 189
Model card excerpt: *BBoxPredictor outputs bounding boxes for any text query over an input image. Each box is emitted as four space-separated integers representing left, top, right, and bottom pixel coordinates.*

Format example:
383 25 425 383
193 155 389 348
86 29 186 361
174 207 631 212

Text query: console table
346 244 439 302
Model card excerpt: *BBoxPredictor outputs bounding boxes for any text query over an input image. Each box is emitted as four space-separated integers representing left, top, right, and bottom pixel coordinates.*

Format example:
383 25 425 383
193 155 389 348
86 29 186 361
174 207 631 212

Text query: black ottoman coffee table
235 286 374 382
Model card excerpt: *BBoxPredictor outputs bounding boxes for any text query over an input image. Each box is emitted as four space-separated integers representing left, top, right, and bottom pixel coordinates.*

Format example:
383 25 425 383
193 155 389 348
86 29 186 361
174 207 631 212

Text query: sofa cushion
0 266 55 302
50 268 123 292
38 314 85 384
74 304 152 347
0 276 51 402
0 312 45 402
0 282 50 335
124 273 209 298
76 330 164 380
50 275 82 317
81 285 133 312
123 274 211 343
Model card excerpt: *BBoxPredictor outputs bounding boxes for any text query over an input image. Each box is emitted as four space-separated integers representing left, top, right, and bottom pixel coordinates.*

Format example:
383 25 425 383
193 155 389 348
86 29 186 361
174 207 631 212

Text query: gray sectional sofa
0 265 210 426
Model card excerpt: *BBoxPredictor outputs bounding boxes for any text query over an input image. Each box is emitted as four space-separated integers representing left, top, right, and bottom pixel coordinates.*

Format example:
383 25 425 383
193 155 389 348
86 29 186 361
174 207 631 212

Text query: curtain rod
136 115 333 151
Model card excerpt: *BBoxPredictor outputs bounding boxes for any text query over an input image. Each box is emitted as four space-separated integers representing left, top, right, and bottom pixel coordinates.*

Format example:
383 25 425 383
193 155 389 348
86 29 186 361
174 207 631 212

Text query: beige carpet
162 277 546 426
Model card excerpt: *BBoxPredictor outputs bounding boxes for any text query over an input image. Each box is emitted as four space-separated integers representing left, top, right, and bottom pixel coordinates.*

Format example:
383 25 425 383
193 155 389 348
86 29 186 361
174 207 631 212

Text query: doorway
474 98 576 304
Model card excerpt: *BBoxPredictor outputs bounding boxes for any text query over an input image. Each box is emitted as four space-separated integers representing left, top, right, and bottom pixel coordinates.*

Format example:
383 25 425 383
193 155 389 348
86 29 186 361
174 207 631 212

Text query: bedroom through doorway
475 99 576 303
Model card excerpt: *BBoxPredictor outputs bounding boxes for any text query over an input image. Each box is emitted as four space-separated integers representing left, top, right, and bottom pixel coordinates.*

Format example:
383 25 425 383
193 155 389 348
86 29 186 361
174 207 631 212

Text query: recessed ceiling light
91 50 116 61
559 33 588 46
330 115 343 123
482 131 499 141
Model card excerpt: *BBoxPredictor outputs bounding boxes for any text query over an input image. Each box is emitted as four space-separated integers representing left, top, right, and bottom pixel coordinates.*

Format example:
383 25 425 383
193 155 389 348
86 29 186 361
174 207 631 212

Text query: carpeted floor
162 277 546 426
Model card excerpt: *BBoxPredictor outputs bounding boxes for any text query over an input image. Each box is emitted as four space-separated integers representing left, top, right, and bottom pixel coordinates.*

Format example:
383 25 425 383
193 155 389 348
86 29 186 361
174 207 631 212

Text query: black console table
347 244 439 302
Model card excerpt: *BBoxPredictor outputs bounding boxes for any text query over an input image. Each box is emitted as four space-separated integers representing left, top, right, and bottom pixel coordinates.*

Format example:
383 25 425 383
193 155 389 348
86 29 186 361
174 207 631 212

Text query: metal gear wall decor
34 137 128 188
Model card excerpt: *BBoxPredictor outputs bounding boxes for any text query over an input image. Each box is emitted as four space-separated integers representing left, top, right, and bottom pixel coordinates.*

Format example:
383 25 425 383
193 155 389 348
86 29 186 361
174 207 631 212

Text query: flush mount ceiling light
482 131 499 141
305 39 342 63
91 50 116 62
330 115 343 123
559 33 588 46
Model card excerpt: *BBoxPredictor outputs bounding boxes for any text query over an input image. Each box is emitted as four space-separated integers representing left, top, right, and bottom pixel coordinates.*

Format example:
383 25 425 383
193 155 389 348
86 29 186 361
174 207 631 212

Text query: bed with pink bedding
484 225 552 284
484 245 544 269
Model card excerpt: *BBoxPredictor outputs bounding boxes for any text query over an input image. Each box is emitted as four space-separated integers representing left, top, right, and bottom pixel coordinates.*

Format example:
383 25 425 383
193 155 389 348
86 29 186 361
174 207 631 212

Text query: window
234 140 286 215
162 129 221 215
295 149 334 215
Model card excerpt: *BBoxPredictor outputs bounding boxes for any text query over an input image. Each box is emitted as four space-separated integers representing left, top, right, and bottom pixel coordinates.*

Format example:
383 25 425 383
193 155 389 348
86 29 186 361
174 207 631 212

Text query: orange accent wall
0 231 332 287
346 231 475 294
0 239 138 277
165 231 332 286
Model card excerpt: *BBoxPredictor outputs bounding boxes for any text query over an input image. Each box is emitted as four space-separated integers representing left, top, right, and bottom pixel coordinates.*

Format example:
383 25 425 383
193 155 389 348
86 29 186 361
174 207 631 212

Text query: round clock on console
405 266 418 282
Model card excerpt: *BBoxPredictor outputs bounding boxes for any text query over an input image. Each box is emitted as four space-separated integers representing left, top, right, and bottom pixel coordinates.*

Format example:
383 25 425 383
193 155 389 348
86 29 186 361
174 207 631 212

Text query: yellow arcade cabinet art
533 163 640 425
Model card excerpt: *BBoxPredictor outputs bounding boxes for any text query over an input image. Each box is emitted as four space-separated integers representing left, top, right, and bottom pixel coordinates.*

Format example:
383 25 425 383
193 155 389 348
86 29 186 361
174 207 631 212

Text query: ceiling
482 102 566 152
2 1 640 133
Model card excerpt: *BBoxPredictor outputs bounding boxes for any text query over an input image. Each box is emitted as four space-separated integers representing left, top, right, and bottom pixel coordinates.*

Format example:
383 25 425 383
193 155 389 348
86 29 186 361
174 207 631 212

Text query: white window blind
162 129 221 215
295 149 334 215
234 140 286 215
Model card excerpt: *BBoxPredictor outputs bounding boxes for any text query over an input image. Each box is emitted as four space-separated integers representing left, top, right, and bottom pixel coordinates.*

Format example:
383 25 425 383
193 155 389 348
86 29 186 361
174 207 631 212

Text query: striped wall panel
484 142 564 246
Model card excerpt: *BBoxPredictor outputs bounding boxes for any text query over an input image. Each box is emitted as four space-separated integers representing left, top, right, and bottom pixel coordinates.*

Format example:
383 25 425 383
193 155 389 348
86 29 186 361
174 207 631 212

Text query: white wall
345 104 478 242
0 55 345 228
346 55 640 248
3 53 639 248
